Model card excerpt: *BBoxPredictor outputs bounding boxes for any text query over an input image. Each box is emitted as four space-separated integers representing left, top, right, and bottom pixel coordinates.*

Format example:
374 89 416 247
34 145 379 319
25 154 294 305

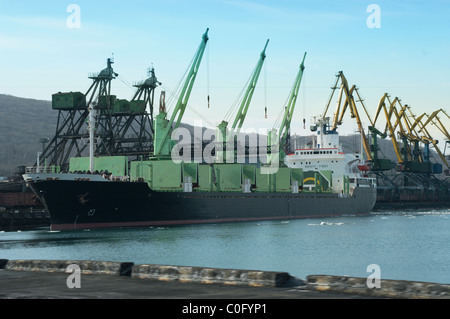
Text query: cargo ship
22 132 377 230
22 29 377 230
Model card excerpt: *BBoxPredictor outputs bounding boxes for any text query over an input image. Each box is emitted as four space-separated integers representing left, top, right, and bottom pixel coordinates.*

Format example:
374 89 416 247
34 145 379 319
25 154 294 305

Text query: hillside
0 94 57 176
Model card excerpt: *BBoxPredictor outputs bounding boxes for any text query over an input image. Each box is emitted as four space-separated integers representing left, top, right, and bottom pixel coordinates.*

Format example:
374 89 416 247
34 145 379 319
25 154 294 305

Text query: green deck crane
215 39 269 163
268 52 307 165
153 28 209 157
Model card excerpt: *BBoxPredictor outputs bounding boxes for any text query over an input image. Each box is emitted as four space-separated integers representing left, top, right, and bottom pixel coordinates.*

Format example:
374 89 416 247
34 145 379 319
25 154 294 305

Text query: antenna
149 63 154 76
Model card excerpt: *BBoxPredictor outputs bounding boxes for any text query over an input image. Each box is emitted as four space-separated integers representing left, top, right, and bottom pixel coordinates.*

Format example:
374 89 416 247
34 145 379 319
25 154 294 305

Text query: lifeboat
358 165 370 172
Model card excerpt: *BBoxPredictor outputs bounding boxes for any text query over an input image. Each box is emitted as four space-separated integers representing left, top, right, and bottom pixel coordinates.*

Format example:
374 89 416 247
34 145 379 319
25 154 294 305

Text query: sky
1 0 449 143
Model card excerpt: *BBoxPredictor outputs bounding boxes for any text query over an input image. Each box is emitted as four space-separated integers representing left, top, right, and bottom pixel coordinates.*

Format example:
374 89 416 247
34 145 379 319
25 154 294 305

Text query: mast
88 104 95 172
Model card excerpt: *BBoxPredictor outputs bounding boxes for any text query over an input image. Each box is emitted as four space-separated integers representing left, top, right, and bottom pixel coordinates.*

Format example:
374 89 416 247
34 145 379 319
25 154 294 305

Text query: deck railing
25 166 61 174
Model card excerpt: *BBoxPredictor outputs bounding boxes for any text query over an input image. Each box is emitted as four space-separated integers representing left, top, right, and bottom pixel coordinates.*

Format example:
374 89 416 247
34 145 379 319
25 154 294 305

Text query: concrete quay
1 259 449 299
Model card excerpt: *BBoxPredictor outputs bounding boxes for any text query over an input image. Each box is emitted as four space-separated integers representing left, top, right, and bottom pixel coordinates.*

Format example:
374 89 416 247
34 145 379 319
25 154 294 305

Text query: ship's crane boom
267 52 306 165
225 39 269 139
216 39 269 163
277 52 307 154
154 28 209 156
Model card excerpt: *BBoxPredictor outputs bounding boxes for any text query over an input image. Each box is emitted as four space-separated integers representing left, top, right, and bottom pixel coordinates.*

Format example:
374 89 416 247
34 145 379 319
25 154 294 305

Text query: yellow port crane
403 106 428 164
413 110 449 168
398 105 438 173
370 93 430 172
322 71 373 161
372 93 403 165
395 103 425 163
381 97 443 173
382 96 427 168
426 109 450 160
420 109 450 142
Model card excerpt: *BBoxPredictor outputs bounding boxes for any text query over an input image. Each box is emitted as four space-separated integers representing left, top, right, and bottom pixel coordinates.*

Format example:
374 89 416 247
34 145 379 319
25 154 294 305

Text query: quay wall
1 259 449 298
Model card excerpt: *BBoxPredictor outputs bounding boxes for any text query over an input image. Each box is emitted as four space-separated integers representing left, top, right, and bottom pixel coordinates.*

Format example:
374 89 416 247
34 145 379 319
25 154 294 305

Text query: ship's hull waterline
25 175 377 231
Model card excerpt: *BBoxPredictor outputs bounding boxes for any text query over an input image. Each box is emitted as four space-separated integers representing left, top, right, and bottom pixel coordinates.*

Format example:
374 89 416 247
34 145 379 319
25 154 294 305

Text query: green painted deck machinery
52 92 86 110
129 159 312 193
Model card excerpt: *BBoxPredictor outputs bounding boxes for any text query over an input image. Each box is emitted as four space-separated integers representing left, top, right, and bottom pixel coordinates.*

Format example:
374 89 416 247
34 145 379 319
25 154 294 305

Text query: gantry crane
215 39 269 163
111 66 161 156
40 58 161 171
268 52 307 165
131 67 161 135
153 28 209 157
40 58 118 170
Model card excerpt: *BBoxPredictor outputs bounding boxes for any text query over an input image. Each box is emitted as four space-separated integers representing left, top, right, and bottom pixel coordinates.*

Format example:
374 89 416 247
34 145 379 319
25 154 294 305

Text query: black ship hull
26 177 377 230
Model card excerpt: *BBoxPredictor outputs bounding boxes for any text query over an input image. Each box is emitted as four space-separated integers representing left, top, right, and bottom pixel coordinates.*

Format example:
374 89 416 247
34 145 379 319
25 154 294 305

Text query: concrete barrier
1 259 290 287
2 259 449 297
131 264 291 287
307 275 450 299
3 259 134 277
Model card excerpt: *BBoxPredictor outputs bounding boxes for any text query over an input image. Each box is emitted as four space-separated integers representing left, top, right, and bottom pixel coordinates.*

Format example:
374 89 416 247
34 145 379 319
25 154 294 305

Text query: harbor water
1 209 449 285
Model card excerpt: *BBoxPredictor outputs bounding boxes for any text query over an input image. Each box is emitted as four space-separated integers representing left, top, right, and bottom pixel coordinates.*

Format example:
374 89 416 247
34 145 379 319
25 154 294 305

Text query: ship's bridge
285 147 345 172
294 148 341 156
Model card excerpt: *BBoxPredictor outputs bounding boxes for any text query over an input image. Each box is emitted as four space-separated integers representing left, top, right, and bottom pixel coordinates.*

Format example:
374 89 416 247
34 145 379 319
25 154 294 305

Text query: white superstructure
285 116 375 193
